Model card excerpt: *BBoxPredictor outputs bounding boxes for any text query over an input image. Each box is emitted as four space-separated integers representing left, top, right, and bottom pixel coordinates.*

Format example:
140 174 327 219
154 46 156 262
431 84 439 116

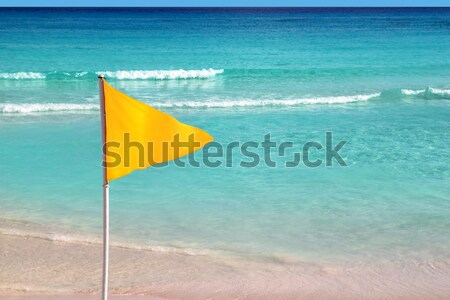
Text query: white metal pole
98 75 109 300
102 184 109 300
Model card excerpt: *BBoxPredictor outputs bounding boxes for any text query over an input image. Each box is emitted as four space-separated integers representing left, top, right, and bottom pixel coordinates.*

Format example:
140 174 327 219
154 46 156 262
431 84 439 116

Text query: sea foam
0 72 46 79
0 94 378 114
0 222 213 256
2 88 449 114
0 103 99 114
98 69 224 80
428 87 450 96
401 87 450 97
151 93 380 108
0 69 224 80
401 89 427 95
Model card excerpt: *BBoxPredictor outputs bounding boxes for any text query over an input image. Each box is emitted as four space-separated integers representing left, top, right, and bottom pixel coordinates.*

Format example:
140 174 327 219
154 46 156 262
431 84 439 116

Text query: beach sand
1 233 450 300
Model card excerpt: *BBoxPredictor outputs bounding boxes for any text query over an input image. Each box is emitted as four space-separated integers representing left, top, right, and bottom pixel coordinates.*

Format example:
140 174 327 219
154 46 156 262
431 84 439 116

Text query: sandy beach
1 232 450 300
1 6 450 300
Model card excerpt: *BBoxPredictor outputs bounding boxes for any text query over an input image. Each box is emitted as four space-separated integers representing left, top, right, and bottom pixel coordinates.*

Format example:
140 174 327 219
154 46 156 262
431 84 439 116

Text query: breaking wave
401 89 426 95
0 72 46 79
401 87 450 97
0 94 378 114
100 69 224 80
1 87 449 114
151 94 380 108
0 103 99 114
0 69 224 80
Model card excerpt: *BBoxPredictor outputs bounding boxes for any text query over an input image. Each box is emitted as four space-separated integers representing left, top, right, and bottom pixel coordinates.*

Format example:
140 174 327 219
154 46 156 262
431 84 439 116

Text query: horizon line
1 6 449 8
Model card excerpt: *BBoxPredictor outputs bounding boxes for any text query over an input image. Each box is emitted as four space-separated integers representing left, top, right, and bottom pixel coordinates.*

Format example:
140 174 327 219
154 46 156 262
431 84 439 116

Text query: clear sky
0 0 449 7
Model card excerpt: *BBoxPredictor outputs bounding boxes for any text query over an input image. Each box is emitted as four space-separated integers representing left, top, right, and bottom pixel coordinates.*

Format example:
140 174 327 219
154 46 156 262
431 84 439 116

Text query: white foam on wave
0 94 379 114
98 68 224 80
114 242 213 256
0 72 46 79
73 71 89 78
0 69 224 80
401 89 426 95
0 226 213 256
0 226 98 244
151 93 380 108
0 103 99 114
428 87 450 96
401 88 450 96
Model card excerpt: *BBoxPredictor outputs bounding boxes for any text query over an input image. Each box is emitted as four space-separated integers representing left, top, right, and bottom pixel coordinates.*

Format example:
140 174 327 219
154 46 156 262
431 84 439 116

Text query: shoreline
1 233 450 300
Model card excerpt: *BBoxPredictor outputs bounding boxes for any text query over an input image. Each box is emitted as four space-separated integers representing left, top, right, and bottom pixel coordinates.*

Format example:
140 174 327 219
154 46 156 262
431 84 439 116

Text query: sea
0 7 449 265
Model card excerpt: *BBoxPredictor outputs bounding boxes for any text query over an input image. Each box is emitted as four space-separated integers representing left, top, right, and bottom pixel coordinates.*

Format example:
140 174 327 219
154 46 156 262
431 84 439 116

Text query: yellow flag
101 79 213 181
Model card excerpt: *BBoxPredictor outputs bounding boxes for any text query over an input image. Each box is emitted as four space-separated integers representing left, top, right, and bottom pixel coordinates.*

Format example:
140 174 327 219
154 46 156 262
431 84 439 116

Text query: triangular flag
101 79 213 181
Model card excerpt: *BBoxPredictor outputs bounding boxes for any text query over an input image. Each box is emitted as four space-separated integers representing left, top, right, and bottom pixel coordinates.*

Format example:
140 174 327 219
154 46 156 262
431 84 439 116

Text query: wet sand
1 233 450 300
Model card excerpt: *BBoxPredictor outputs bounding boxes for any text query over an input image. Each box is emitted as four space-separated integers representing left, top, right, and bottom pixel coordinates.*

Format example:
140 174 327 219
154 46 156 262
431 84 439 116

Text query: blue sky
1 0 449 7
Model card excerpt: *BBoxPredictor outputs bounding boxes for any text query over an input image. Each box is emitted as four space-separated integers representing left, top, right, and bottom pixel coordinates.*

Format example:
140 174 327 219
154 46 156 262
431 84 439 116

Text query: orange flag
100 79 213 181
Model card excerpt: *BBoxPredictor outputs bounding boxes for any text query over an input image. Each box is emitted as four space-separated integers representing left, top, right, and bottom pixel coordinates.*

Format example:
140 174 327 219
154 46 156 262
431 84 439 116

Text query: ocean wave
401 89 426 95
0 224 212 256
0 103 99 114
152 94 380 108
401 87 450 97
99 69 224 80
428 87 450 96
0 69 224 80
0 72 46 79
1 87 449 114
0 94 378 114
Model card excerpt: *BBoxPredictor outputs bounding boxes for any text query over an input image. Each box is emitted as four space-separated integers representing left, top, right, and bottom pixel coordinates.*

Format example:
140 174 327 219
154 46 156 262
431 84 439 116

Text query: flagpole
98 75 109 300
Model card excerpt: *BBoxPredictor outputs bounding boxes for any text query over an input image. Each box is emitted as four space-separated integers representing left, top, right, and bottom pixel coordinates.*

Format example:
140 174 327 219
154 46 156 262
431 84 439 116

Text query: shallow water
0 8 449 265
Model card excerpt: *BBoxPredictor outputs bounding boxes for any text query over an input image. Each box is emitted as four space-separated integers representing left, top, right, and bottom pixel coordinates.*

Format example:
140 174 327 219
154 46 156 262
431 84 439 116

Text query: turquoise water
0 8 449 263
